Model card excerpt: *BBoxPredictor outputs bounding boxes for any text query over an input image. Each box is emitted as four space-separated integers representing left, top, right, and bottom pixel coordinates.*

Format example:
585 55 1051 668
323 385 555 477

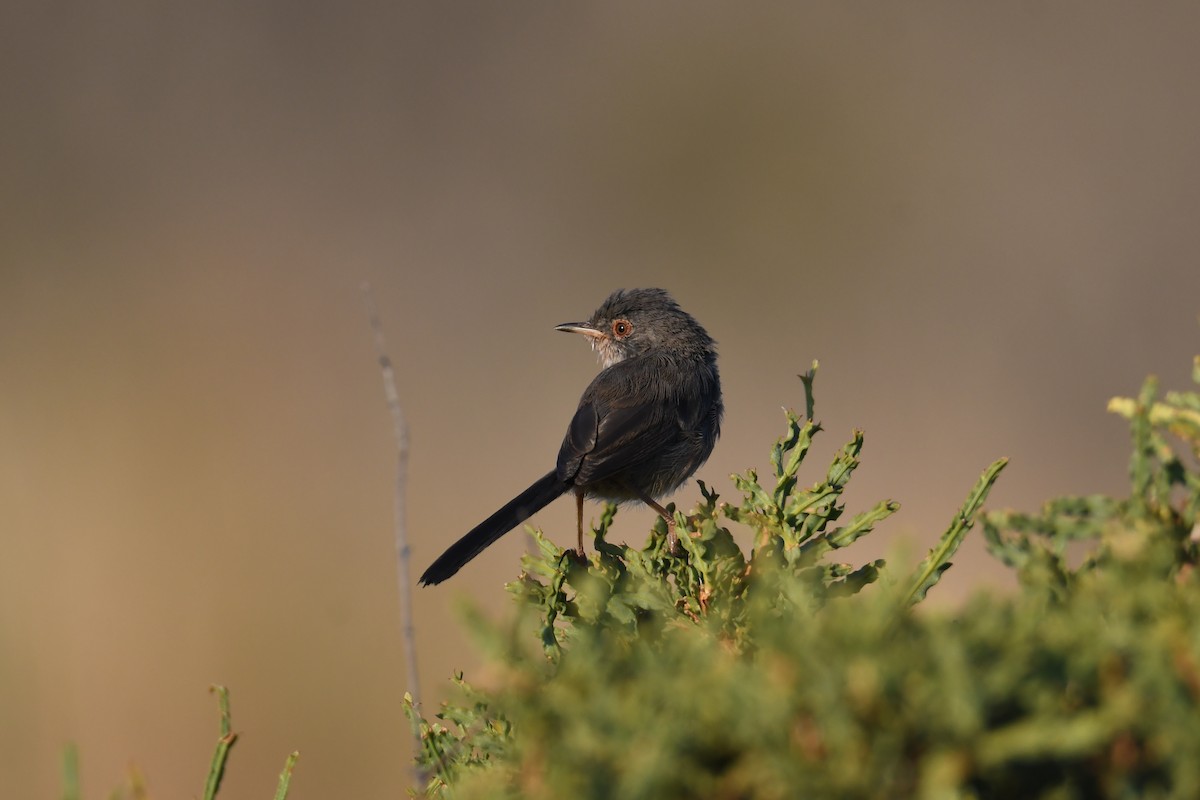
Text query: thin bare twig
361 283 425 790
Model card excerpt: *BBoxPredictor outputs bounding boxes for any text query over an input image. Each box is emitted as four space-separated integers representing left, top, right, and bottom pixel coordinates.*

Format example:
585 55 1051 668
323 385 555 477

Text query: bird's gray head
555 288 716 369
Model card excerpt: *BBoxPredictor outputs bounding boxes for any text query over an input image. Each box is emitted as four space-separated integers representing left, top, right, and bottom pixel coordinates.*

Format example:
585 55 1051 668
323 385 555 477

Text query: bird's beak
555 321 604 339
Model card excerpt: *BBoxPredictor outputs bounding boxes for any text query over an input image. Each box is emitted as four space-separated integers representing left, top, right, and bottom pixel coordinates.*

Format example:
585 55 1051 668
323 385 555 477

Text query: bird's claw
666 520 680 555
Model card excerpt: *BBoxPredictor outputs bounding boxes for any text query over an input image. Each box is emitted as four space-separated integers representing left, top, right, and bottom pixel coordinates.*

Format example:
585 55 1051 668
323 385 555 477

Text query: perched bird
419 288 722 586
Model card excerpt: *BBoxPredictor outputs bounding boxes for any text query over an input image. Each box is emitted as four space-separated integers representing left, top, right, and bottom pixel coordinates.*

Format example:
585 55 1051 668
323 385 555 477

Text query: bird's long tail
419 470 568 586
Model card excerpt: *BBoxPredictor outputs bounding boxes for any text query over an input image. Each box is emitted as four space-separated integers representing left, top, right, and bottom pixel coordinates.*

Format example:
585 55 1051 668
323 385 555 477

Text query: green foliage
203 687 301 800
61 687 299 800
204 685 237 800
983 363 1200 601
410 357 1200 799
61 742 80 800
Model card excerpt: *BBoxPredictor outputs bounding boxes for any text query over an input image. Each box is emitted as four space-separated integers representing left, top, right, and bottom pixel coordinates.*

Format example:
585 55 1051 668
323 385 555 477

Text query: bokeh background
3 3 1199 798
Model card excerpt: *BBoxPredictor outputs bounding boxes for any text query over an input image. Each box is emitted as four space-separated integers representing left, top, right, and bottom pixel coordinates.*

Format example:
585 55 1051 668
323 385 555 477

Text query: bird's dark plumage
419 288 722 586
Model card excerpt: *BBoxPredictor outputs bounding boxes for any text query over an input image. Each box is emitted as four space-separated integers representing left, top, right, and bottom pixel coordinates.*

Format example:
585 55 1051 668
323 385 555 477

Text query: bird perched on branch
419 288 723 586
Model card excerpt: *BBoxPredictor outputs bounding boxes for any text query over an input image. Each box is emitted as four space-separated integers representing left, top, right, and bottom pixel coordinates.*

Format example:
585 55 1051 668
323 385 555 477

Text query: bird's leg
575 487 586 557
632 488 679 554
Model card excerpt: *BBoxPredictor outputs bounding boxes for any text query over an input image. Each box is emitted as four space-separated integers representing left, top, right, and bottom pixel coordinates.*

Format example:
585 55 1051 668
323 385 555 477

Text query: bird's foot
666 519 680 555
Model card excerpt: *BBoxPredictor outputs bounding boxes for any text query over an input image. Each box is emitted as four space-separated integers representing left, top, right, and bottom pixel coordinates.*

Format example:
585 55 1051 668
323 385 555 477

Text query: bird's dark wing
556 362 680 487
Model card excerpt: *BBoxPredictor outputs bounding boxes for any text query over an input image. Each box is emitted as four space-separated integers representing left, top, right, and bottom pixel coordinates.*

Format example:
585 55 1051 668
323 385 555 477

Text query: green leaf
905 458 1008 606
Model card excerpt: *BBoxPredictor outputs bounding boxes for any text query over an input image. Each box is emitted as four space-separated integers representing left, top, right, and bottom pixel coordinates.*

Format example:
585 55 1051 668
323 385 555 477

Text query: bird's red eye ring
612 319 633 338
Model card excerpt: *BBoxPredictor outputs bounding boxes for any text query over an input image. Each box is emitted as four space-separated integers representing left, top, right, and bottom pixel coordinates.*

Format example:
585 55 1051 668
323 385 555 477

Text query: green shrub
409 359 1200 800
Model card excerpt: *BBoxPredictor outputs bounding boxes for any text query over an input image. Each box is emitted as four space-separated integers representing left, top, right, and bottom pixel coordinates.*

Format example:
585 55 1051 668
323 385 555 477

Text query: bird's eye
612 319 633 338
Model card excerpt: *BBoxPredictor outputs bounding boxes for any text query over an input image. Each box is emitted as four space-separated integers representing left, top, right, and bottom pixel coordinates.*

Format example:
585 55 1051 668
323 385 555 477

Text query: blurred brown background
2 2 1198 798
